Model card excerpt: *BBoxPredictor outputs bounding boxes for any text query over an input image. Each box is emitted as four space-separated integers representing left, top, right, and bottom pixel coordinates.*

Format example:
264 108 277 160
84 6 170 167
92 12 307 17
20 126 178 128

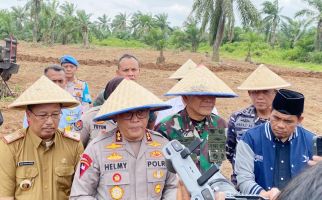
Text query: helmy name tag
17 161 35 167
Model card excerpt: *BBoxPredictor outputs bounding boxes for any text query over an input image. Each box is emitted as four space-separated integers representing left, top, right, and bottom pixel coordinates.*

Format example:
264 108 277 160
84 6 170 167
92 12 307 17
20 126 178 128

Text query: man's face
116 57 140 80
115 109 149 141
183 95 216 120
46 69 66 88
62 63 77 79
26 103 61 140
270 110 303 141
248 90 276 112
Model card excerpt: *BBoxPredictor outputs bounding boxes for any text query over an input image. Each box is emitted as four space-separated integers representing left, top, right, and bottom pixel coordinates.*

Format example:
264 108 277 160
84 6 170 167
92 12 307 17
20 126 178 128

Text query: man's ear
298 115 304 124
182 96 188 104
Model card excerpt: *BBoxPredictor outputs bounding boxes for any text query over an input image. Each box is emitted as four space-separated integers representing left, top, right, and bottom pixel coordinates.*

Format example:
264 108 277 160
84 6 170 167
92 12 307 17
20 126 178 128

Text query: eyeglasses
119 110 149 120
29 110 61 121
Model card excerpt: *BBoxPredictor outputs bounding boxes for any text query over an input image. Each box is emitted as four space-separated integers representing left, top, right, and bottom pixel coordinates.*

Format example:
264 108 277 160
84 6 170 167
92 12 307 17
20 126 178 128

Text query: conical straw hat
9 76 79 110
238 64 291 90
94 79 171 121
169 59 197 80
166 65 238 98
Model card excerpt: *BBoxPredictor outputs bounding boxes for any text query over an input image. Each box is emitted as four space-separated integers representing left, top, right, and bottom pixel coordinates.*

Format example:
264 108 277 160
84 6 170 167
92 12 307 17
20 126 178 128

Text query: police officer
60 55 92 109
78 77 123 147
225 64 291 184
70 79 177 200
0 76 83 200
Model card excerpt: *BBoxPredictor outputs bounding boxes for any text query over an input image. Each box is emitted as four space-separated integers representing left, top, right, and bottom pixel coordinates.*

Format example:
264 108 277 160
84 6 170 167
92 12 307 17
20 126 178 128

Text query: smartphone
313 136 322 156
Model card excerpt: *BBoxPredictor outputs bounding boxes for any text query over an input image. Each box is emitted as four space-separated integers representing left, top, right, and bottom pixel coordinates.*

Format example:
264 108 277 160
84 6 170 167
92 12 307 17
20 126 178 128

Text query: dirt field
1 42 321 176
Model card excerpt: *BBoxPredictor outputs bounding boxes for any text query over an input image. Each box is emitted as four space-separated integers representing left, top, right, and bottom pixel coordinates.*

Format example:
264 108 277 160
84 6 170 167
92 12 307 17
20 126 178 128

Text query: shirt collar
28 128 56 149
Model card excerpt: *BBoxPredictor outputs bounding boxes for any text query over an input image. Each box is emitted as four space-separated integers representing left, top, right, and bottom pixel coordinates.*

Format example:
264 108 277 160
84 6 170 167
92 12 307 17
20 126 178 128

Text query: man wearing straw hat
0 76 84 200
154 65 238 197
155 59 218 124
22 65 83 134
235 89 315 199
225 64 291 185
70 79 177 200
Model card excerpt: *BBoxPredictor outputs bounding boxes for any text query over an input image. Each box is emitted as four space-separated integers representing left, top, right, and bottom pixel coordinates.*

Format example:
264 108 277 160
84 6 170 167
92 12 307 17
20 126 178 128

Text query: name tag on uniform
17 161 35 167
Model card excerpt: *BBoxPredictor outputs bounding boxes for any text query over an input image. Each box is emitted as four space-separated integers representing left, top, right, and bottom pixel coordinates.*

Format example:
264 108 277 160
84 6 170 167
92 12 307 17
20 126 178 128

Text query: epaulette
1 129 25 144
62 130 80 142
149 130 164 138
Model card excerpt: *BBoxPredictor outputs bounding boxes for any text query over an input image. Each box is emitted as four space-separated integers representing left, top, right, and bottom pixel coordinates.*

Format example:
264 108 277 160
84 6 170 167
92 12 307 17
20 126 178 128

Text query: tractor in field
0 36 19 97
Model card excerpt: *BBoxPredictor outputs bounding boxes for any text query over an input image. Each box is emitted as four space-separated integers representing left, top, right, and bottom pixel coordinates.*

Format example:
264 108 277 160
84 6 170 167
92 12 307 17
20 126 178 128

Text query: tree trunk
212 11 226 62
32 0 41 43
156 48 165 64
270 17 278 48
227 17 235 42
83 29 89 48
315 19 322 51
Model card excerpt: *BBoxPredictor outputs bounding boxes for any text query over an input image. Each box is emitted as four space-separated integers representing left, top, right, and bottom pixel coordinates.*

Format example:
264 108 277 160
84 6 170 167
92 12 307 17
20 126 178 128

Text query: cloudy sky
0 0 309 27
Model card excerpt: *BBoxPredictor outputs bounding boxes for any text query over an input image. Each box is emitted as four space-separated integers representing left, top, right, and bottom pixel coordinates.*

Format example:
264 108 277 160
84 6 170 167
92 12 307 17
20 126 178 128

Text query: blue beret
60 55 79 67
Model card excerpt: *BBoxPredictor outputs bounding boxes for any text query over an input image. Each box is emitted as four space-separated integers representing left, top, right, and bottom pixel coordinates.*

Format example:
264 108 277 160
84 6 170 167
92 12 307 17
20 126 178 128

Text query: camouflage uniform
155 109 227 173
225 105 268 184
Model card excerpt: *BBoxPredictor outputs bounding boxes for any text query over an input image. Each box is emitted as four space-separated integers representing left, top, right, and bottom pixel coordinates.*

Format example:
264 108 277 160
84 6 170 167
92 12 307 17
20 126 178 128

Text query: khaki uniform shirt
77 106 117 147
70 129 178 200
0 128 84 200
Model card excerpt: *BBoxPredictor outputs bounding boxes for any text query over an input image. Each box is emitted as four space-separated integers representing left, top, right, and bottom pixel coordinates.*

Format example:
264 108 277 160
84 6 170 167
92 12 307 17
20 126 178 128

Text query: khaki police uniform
77 106 117 147
70 129 178 200
0 128 84 200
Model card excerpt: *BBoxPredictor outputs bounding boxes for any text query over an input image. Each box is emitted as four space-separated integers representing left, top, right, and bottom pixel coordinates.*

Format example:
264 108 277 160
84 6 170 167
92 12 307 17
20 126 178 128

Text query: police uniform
66 78 92 106
77 106 117 147
0 128 84 200
70 129 178 200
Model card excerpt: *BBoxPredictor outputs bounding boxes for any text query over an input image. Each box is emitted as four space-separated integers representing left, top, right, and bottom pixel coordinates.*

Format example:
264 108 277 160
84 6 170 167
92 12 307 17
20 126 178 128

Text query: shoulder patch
1 129 25 144
63 131 80 142
149 130 165 138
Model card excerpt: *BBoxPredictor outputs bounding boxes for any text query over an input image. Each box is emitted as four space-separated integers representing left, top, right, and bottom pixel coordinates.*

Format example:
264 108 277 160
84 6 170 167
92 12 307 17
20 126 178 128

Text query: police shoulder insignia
80 153 93 178
110 186 124 200
63 131 80 141
1 129 25 144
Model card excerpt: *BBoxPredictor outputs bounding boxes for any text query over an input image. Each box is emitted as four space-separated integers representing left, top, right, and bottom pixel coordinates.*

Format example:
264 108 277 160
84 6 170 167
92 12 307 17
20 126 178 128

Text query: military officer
225 64 291 184
60 55 92 110
78 77 123 147
0 76 84 200
155 65 238 172
70 79 177 200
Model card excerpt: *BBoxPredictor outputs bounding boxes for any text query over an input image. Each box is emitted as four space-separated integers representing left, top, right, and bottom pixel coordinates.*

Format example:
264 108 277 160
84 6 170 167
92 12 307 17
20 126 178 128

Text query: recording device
163 138 267 200
0 111 3 126
313 136 322 156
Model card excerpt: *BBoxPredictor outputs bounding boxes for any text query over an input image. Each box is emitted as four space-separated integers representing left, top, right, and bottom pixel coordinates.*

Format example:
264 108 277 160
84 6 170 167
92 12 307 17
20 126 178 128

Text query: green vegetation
0 0 322 71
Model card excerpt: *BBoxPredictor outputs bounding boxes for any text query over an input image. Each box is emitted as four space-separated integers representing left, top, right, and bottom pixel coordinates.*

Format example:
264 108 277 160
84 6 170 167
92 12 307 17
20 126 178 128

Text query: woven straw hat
8 76 79 110
238 64 291 90
94 79 171 121
166 65 237 98
169 59 197 80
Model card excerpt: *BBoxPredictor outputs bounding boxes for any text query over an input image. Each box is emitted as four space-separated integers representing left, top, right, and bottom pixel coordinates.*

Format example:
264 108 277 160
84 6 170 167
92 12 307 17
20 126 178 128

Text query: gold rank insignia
95 120 105 125
116 131 122 142
148 141 161 147
146 132 152 142
154 184 162 194
153 170 164 179
112 173 122 183
107 152 123 161
110 186 124 200
150 150 163 158
106 143 122 149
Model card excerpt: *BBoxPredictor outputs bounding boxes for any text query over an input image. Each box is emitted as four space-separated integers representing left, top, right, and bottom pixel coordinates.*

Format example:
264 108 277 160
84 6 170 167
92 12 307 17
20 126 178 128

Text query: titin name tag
17 161 35 167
